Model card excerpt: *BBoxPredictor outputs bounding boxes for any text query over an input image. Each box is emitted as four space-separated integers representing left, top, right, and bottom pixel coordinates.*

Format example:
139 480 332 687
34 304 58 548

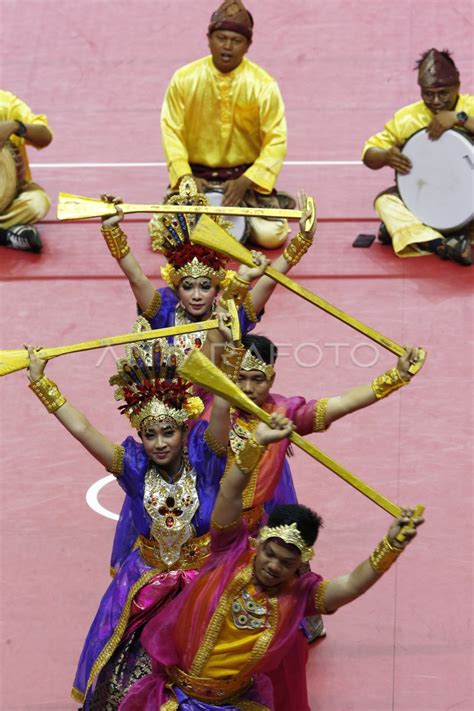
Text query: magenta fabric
120 521 323 709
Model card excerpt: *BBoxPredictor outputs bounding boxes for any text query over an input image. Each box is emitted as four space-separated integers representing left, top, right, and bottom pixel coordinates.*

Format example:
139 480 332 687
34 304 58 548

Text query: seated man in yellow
0 90 52 253
362 49 473 266
160 0 292 249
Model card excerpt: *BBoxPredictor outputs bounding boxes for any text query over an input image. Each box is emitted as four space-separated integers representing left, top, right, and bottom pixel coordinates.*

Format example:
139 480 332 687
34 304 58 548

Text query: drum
397 128 474 232
0 143 23 212
205 187 250 243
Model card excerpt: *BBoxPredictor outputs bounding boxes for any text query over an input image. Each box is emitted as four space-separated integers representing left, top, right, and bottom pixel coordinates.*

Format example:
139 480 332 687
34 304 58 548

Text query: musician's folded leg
0 181 50 253
375 194 444 258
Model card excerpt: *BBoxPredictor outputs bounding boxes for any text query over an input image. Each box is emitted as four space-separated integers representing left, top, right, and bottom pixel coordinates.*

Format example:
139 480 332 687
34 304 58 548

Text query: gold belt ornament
168 666 252 703
139 531 211 571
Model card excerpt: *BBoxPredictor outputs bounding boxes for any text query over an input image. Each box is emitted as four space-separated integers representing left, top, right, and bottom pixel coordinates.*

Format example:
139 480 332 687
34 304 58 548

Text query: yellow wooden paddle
191 215 426 374
0 320 220 377
56 192 313 226
178 348 425 539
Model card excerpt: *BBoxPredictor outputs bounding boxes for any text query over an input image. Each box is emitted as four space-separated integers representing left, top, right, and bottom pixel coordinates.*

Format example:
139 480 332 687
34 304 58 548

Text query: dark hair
267 504 323 547
241 334 278 365
415 48 457 71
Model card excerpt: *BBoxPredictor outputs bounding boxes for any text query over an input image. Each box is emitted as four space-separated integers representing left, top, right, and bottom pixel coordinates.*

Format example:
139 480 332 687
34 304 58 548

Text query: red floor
1 2 473 710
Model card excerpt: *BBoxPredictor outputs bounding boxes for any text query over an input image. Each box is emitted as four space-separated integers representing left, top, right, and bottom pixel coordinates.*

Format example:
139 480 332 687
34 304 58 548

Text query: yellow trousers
374 194 442 258
0 181 51 229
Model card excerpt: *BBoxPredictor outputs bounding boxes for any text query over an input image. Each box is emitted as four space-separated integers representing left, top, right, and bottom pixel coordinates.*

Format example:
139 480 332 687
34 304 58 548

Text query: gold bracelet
371 367 410 400
100 224 130 260
313 398 330 433
220 272 251 307
369 535 402 573
220 342 246 383
283 231 313 267
235 434 266 475
29 375 66 413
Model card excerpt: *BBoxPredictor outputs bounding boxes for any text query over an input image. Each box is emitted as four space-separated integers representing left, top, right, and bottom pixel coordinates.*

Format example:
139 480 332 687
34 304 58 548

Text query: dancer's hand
397 345 426 379
25 345 47 382
254 413 294 445
298 190 316 240
387 508 424 549
101 194 124 227
238 251 270 281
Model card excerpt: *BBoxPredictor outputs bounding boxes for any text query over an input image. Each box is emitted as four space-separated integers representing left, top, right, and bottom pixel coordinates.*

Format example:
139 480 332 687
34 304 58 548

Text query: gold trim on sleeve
314 579 332 614
107 444 125 476
141 290 162 321
242 292 258 323
204 427 228 457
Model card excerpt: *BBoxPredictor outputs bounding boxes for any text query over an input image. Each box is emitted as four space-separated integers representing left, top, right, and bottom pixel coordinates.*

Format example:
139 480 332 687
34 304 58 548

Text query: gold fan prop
191 215 426 373
179 349 425 541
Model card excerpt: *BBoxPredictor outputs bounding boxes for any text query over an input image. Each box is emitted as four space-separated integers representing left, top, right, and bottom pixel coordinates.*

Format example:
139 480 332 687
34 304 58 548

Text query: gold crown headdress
149 178 231 287
258 523 314 562
241 349 275 380
109 317 204 429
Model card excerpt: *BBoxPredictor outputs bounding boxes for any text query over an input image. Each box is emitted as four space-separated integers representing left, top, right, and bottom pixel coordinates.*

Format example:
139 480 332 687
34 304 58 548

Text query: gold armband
220 272 251 307
108 444 125 476
369 535 402 574
235 434 266 475
141 290 162 321
220 342 246 383
371 367 410 400
242 292 258 323
313 398 330 433
100 224 130 260
204 427 228 457
283 231 313 267
29 375 66 413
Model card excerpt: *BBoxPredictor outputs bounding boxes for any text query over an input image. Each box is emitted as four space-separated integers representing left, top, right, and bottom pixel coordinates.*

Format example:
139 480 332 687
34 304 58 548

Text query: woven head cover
149 177 229 287
417 49 460 88
109 317 204 430
209 0 254 42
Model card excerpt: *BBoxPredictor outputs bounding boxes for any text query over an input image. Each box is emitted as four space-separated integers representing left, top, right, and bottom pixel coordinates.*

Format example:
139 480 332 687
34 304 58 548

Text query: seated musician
0 90 52 253
362 49 474 266
160 0 294 249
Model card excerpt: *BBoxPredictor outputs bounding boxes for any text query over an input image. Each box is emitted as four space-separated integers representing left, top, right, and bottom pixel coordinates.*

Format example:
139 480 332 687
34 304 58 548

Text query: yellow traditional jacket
362 94 474 157
161 56 287 193
0 89 52 181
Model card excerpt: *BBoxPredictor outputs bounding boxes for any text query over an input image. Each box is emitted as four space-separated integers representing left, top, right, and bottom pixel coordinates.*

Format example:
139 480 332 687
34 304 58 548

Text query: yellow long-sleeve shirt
161 56 287 193
362 94 474 157
0 89 52 182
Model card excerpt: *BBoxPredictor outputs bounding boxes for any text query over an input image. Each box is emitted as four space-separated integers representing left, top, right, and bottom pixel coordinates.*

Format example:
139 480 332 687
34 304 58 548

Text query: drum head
205 188 250 243
0 144 19 213
397 128 474 231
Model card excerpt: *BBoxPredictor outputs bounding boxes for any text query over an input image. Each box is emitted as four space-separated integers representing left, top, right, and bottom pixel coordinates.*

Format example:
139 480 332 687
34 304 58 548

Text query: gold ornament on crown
109 317 204 430
258 523 314 562
149 177 232 287
241 350 275 380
